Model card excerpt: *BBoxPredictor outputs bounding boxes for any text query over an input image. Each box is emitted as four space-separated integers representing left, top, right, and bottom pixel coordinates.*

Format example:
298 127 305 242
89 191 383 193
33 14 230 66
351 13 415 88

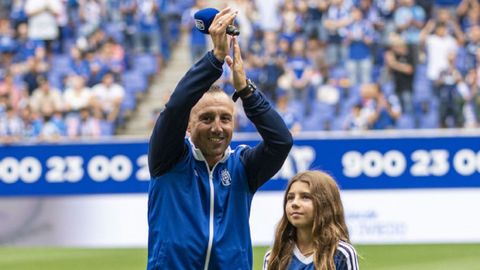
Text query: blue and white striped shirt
263 240 359 270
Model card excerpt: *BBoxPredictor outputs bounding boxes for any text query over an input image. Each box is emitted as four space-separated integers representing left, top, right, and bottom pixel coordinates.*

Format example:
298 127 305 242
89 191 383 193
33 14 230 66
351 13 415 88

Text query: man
147 7 293 270
384 33 414 115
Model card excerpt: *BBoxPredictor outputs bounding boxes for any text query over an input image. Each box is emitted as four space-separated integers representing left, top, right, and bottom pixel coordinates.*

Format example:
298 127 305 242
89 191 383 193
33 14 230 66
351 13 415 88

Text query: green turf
1 244 480 269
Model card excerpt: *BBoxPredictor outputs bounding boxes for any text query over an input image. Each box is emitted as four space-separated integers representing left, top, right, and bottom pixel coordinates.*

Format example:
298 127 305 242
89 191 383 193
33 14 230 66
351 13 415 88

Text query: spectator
258 38 286 102
19 105 42 139
284 38 314 111
134 0 160 55
227 0 255 47
345 7 374 86
13 22 38 63
279 0 302 43
361 82 402 129
324 0 353 66
458 0 480 32
384 33 415 114
63 75 92 114
0 105 24 144
68 46 90 78
67 107 101 138
0 71 23 110
23 47 50 95
433 8 465 44
436 52 465 128
0 18 16 54
98 37 126 75
465 25 480 70
421 22 459 95
344 103 369 130
29 75 63 115
24 0 63 55
181 0 208 64
394 0 426 62
275 88 302 135
458 68 479 127
303 0 329 40
78 0 103 38
374 0 396 43
38 103 65 141
255 0 283 33
77 107 101 137
9 0 28 28
119 0 137 51
91 72 125 123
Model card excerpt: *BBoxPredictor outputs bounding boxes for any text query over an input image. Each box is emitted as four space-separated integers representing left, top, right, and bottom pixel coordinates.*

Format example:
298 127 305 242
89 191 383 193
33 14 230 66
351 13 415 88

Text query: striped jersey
263 240 359 270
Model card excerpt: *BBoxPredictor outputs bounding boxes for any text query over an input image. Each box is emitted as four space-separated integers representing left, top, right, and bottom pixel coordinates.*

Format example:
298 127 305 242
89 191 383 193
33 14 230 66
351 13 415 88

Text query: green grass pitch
1 244 480 269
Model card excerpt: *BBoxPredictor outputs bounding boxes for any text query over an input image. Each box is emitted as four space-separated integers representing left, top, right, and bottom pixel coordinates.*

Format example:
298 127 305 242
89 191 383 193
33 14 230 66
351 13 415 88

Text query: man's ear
186 121 191 136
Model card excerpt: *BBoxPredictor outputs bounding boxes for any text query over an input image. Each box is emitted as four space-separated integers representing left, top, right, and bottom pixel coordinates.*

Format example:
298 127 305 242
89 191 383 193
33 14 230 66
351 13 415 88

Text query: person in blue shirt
147 7 293 270
263 170 359 270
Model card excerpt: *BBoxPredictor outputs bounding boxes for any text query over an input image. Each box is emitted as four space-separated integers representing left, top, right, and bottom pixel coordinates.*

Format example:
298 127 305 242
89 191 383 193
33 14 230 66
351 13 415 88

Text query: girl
263 170 359 270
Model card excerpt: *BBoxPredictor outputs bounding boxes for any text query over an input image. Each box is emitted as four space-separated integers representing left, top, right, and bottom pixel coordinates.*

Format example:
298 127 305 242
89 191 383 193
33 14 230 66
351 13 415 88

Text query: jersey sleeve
262 250 271 270
335 241 360 270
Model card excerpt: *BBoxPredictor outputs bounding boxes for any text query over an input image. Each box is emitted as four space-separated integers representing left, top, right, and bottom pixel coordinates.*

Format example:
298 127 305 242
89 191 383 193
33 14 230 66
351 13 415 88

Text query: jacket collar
188 137 231 164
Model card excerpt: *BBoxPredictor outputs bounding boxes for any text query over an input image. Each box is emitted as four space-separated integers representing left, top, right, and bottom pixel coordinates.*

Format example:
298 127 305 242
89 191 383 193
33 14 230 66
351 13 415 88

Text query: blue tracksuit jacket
147 51 293 270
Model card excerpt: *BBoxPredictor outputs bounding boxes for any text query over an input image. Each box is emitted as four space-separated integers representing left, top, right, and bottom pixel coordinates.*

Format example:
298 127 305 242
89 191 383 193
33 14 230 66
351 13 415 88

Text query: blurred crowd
2 0 480 144
0 0 181 143
182 0 480 133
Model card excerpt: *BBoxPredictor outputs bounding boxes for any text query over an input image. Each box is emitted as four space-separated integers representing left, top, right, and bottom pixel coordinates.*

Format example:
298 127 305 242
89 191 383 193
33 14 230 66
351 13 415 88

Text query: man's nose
211 118 223 132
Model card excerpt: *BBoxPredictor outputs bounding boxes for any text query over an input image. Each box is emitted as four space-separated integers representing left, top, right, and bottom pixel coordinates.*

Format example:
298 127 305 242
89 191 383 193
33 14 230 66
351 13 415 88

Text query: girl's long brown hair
267 171 350 270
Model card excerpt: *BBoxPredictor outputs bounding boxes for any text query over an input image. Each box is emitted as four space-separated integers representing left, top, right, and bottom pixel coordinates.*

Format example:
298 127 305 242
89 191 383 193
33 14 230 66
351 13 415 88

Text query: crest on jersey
221 169 231 186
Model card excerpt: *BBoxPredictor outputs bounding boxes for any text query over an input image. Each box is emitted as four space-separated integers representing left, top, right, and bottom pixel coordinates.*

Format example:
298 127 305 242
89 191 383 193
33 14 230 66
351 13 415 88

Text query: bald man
147 7 293 270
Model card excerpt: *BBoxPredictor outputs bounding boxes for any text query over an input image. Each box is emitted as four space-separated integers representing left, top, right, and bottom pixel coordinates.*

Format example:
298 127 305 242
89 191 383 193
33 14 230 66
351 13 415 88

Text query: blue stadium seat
50 54 72 75
382 81 394 96
288 99 306 119
100 121 115 136
396 115 415 129
341 94 361 116
311 101 336 118
413 77 432 103
104 23 125 43
48 71 65 90
120 92 137 112
302 114 327 131
133 53 158 78
419 111 439 129
122 70 147 94
331 115 349 130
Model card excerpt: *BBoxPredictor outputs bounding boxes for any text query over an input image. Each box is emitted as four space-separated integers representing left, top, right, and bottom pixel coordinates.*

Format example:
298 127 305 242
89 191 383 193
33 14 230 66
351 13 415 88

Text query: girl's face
286 181 314 230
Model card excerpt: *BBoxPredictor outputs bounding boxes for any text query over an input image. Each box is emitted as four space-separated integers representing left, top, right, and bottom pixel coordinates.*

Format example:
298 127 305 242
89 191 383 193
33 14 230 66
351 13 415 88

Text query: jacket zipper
203 162 217 270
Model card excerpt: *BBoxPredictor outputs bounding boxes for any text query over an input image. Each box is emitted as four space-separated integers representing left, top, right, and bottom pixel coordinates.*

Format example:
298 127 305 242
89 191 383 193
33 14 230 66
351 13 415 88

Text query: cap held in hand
194 8 240 36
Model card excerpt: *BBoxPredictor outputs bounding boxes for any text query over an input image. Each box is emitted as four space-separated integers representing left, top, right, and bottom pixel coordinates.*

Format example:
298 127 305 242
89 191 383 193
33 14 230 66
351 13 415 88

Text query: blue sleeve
148 51 224 177
335 243 360 270
240 91 293 192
